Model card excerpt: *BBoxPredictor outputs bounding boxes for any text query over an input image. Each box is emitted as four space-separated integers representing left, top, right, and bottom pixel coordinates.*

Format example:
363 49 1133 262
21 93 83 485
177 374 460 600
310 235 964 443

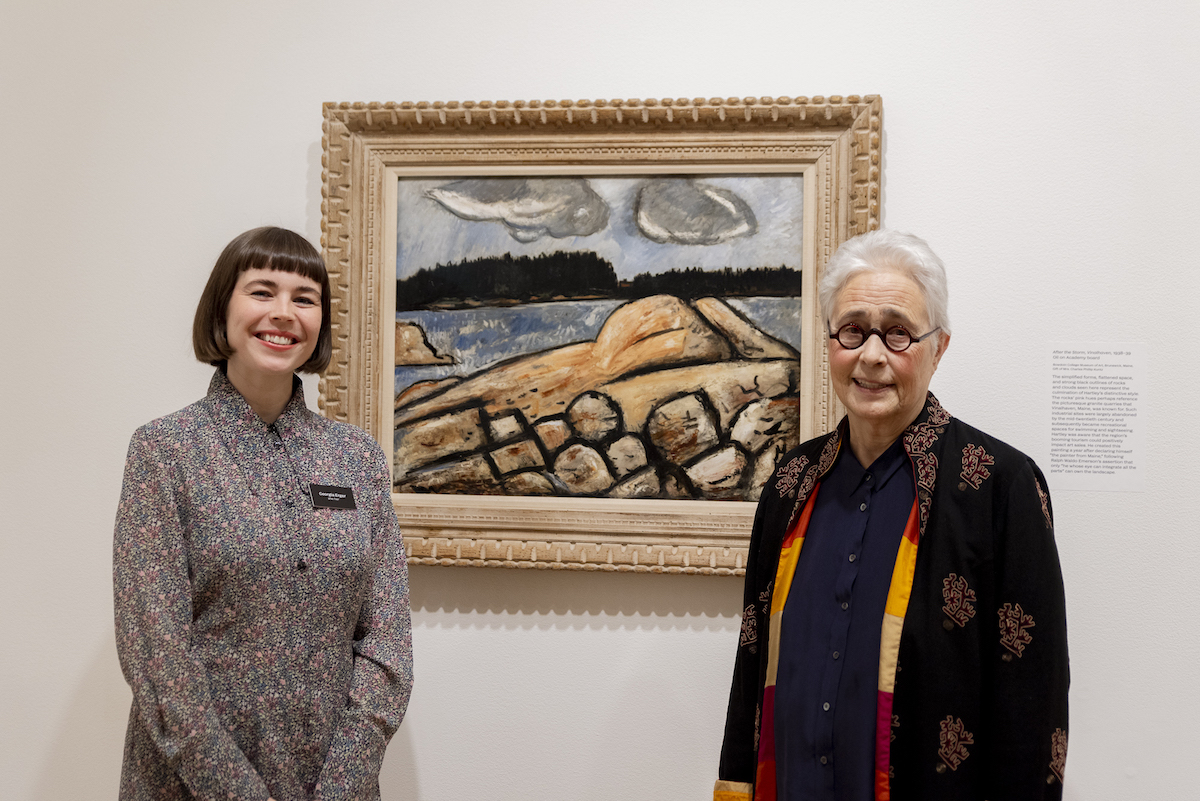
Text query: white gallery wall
2 1 1197 798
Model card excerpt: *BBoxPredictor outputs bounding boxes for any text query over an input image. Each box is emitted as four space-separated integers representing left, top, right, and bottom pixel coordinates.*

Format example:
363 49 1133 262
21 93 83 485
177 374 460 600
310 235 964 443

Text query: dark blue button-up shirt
774 437 914 801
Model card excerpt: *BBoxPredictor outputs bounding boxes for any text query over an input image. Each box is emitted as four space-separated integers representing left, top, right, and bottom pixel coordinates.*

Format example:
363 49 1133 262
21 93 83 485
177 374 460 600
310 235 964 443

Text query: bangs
239 228 327 286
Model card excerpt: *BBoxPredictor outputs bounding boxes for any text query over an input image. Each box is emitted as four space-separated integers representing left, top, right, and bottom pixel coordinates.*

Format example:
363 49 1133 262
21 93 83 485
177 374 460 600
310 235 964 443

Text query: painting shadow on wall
407 563 743 629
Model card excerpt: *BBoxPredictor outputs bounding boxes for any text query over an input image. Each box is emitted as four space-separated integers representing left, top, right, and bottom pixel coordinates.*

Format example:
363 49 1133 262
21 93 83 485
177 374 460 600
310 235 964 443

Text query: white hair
818 229 951 335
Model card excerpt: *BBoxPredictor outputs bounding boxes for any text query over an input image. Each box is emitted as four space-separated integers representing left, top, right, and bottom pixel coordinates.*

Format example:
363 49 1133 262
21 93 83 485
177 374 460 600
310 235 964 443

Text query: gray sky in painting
395 175 803 281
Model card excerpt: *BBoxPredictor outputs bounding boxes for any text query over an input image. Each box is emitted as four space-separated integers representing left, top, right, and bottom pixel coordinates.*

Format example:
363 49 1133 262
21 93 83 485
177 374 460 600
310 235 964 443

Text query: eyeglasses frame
827 322 942 353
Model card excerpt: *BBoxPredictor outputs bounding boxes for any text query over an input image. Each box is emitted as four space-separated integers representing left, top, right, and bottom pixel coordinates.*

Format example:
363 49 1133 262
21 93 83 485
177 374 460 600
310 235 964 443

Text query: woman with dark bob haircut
113 227 413 801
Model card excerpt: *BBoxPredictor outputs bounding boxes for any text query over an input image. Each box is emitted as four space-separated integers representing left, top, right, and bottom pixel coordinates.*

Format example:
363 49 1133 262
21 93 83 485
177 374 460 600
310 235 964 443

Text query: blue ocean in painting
395 297 802 396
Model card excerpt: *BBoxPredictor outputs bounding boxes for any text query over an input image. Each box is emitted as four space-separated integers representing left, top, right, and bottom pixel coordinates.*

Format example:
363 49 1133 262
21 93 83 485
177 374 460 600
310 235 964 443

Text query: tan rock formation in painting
392 294 801 499
394 295 731 427
691 297 796 360
395 320 454 365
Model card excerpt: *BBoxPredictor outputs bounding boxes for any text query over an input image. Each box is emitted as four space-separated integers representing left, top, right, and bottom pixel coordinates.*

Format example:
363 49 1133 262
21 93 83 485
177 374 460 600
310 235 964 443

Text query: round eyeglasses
829 323 941 353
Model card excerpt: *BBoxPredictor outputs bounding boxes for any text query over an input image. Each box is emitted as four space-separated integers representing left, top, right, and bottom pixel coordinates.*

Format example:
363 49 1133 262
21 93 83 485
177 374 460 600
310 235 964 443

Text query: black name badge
310 484 356 510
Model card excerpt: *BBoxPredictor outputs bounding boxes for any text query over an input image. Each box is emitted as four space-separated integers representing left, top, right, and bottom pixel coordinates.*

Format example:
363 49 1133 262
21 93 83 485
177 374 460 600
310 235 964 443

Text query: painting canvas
392 174 804 501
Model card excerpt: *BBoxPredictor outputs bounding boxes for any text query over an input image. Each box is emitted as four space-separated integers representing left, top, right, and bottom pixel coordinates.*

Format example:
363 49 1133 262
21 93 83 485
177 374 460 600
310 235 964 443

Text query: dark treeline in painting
396 251 801 311
397 252 617 310
623 265 801 299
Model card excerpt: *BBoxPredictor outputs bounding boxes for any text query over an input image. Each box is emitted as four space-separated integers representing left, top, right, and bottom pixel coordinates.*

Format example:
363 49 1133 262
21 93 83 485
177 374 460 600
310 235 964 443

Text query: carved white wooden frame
320 95 881 575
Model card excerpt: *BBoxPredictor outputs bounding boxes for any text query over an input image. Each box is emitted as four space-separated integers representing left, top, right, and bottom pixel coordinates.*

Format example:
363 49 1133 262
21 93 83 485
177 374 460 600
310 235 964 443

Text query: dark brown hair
192 226 332 373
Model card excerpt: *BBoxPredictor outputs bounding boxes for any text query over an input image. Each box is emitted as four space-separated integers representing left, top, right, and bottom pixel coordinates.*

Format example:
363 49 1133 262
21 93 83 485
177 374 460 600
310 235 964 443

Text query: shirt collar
866 437 909 488
831 432 910 494
201 367 313 440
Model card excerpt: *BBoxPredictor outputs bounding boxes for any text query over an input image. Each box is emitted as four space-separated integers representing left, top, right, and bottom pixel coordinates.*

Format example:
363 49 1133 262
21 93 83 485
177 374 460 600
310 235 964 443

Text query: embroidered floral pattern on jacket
960 444 995 489
998 602 1036 656
901 398 947 539
811 431 840 489
903 421 942 453
941 573 977 627
917 490 934 529
1050 728 1068 782
926 397 951 426
914 451 939 493
1035 476 1053 528
739 604 758 650
772 453 811 496
937 716 974 771
774 456 808 496
785 429 842 530
807 433 841 496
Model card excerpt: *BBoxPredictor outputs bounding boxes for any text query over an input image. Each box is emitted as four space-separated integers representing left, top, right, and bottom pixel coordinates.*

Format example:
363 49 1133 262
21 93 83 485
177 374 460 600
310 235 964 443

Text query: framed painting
320 95 882 575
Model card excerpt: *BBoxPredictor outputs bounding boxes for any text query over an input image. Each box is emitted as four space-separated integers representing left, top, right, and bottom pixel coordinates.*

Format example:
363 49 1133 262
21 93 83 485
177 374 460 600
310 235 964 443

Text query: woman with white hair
714 230 1068 801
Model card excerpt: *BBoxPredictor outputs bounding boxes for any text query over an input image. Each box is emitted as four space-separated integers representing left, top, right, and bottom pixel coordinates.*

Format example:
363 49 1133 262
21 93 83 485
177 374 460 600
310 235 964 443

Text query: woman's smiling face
224 267 322 382
828 269 948 440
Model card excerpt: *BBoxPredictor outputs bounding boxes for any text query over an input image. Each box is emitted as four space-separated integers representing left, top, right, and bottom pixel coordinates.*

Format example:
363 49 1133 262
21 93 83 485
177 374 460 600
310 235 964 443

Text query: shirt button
820 756 828 765
296 559 308 572
822 702 830 711
832 651 840 660
848 554 857 562
865 474 873 483
841 602 849 610
859 502 867 512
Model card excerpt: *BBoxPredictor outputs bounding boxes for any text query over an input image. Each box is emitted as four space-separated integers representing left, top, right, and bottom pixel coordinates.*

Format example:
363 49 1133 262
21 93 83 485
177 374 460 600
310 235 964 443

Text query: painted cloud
635 178 758 245
425 178 610 242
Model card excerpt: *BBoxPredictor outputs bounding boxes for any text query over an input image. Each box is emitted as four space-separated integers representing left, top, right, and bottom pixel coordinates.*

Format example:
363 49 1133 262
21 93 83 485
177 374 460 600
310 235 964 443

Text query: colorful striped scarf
752 484 922 801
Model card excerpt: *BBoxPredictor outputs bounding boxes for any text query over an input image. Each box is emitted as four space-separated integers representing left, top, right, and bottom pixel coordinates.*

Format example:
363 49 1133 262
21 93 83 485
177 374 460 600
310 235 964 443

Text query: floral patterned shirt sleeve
114 428 272 801
114 370 413 801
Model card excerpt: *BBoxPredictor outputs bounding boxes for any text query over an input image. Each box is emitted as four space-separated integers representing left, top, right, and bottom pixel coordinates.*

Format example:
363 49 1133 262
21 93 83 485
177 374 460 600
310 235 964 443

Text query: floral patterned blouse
113 370 413 801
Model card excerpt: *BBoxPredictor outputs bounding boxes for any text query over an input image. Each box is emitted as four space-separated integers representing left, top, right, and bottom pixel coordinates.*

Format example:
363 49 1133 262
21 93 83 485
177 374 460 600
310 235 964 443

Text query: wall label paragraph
1049 343 1144 492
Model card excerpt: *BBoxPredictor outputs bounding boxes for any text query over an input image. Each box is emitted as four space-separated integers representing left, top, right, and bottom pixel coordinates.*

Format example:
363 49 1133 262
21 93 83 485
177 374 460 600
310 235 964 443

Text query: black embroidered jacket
716 394 1069 800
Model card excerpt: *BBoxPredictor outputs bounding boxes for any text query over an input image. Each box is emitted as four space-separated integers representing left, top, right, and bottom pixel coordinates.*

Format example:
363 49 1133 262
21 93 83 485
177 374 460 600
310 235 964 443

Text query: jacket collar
787 392 951 532
829 391 951 470
898 391 951 534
